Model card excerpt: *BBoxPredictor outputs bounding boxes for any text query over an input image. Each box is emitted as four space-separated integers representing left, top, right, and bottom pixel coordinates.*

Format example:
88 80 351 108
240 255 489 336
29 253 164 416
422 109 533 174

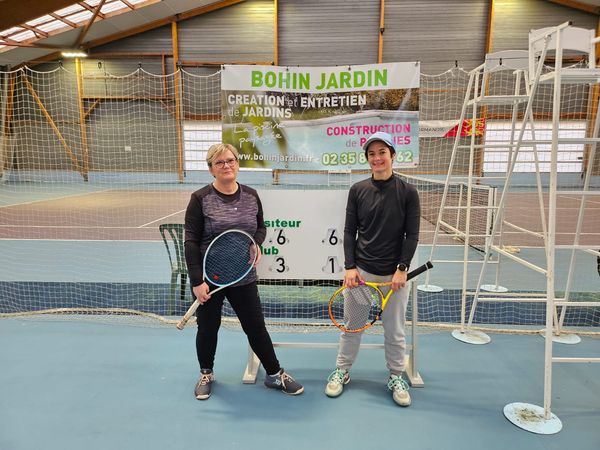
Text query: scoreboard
256 190 348 280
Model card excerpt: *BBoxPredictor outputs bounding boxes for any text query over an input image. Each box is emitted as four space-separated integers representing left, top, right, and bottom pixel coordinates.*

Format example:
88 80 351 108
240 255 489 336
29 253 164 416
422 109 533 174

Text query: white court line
560 194 600 206
0 225 157 229
0 238 160 242
0 188 116 208
138 210 186 228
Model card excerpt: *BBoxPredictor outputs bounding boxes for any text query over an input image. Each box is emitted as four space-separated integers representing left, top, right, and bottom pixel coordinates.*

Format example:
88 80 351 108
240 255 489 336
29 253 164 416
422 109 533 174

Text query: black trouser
195 282 280 375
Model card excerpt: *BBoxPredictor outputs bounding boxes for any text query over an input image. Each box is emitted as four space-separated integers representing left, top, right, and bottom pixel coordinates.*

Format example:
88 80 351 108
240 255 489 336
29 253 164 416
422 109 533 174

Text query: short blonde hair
206 143 239 166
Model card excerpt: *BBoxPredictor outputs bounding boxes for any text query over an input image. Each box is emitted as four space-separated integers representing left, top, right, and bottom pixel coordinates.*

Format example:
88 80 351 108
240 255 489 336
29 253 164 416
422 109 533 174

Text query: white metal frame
421 50 530 343
241 279 425 388
461 57 553 344
470 22 600 433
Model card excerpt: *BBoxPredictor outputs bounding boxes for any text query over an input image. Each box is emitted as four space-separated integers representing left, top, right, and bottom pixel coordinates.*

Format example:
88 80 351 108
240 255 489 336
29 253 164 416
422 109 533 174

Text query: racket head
328 282 384 333
203 229 258 287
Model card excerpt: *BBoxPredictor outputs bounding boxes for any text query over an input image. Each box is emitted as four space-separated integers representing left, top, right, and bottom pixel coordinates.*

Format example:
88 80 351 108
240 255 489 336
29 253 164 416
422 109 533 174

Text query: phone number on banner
321 151 414 166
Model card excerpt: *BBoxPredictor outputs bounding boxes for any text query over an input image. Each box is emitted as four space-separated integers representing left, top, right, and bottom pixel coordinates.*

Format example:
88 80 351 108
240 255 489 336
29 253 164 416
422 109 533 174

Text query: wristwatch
397 263 409 272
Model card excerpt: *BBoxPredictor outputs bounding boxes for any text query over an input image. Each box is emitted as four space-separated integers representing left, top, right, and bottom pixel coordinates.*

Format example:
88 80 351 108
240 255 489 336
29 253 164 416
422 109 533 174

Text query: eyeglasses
212 158 238 169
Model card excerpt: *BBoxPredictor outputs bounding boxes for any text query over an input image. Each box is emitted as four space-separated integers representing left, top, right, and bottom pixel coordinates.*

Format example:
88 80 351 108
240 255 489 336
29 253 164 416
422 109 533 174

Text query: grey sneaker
325 368 350 398
264 368 304 395
388 374 411 407
194 369 214 400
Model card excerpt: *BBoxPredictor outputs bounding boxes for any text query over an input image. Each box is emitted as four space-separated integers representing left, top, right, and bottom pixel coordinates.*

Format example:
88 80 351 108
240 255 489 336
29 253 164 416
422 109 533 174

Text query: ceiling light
61 49 87 58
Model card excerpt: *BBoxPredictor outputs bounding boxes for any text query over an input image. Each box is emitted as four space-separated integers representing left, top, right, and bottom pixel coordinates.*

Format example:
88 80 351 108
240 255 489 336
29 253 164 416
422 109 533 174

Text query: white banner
419 120 460 137
222 62 420 170
221 62 420 94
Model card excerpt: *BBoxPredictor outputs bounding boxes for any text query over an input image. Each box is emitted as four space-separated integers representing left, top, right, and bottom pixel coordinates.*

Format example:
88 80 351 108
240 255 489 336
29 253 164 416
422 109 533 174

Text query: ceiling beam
14 51 63 68
0 0 76 30
77 1 106 20
7 0 247 67
545 0 600 15
49 12 78 29
0 33 65 50
75 0 107 48
20 24 49 39
82 0 247 50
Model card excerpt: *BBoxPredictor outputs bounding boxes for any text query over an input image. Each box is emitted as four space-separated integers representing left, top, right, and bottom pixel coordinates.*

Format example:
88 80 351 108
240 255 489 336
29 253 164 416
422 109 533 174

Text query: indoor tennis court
1 1 600 450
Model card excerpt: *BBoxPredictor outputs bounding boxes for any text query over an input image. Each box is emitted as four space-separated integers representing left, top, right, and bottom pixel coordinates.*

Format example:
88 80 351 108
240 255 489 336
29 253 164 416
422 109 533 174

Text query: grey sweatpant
335 266 410 375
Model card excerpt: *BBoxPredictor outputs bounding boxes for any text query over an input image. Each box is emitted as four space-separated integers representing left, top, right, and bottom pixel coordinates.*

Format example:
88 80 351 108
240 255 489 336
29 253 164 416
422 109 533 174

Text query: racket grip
176 299 200 330
406 261 433 281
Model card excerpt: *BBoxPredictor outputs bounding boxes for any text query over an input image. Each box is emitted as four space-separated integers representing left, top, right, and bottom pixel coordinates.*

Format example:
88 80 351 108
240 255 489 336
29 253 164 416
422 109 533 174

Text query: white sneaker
388 374 411 407
325 368 350 398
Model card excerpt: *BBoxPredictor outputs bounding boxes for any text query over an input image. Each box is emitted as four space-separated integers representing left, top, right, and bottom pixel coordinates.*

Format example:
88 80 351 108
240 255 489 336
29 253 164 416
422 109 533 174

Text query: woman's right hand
193 282 211 304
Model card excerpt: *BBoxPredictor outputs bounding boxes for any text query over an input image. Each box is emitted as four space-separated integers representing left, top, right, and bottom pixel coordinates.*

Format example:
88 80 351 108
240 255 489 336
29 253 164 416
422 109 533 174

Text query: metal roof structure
0 0 244 66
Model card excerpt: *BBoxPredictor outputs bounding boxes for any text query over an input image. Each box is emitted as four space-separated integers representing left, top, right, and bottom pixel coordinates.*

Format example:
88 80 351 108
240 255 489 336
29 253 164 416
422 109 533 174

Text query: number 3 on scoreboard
271 256 287 273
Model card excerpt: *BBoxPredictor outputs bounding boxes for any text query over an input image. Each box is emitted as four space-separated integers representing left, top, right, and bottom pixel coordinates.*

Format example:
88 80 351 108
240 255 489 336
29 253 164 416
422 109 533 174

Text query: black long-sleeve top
344 174 420 275
184 183 266 287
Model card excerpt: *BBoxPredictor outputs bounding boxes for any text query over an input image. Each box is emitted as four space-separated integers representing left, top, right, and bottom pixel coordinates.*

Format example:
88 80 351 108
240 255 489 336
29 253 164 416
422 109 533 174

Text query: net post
405 278 424 387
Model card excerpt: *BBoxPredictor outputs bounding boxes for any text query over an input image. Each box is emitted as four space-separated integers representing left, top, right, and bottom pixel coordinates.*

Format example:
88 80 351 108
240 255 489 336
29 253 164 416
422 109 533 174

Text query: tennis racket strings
328 261 433 332
176 230 257 330
332 284 384 331
203 231 257 286
342 285 383 330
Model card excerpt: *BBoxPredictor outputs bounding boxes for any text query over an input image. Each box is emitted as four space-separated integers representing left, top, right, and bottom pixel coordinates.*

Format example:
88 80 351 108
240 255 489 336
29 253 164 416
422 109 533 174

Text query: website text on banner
221 63 420 170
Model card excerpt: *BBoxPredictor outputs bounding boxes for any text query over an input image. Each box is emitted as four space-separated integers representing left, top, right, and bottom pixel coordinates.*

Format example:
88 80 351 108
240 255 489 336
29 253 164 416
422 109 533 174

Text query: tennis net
397 172 496 251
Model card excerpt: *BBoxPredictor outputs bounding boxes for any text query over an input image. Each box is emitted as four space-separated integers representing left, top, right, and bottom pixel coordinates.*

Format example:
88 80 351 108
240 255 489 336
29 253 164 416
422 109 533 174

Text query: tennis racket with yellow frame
328 261 433 333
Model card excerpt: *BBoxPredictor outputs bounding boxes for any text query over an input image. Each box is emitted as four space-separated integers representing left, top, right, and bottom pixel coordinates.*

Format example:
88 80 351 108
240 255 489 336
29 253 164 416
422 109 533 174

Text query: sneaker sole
325 377 350 398
264 385 304 395
325 386 347 398
195 394 211 400
283 386 304 395
325 390 342 398
392 395 411 407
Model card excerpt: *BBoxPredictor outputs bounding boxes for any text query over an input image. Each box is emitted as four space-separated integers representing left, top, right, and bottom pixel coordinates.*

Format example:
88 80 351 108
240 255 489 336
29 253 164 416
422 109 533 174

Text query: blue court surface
0 318 599 450
1 177 598 450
